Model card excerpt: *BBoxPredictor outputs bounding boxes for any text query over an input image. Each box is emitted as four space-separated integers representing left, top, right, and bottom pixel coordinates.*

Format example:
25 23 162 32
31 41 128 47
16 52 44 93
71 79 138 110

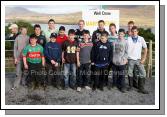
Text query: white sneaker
77 87 81 92
85 86 91 90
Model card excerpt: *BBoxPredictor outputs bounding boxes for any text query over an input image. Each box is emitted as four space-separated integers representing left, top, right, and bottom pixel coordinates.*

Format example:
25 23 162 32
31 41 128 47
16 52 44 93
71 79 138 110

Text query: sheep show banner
82 10 119 34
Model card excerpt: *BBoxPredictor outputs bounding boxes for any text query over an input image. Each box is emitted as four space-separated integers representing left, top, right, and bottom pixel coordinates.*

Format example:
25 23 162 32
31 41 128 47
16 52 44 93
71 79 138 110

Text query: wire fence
5 40 155 78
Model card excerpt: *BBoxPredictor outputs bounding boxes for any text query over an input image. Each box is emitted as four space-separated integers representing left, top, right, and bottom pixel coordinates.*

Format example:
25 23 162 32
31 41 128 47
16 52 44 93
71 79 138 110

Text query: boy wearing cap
56 26 68 47
76 30 93 92
44 33 62 89
22 34 45 89
127 26 148 94
62 29 78 90
12 27 29 90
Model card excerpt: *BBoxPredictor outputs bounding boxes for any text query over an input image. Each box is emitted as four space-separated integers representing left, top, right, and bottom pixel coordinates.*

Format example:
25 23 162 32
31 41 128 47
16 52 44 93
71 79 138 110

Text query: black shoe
63 86 68 90
138 78 149 94
92 86 97 91
127 76 133 91
71 86 76 90
107 86 111 90
127 86 134 91
120 88 126 93
99 87 104 91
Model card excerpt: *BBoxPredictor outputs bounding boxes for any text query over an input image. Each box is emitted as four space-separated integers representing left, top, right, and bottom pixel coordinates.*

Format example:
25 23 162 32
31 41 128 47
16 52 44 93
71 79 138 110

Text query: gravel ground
5 74 155 105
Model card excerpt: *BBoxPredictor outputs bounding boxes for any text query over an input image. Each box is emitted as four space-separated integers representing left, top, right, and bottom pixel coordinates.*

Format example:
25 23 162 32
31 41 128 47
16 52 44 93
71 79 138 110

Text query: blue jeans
64 63 76 87
128 59 146 78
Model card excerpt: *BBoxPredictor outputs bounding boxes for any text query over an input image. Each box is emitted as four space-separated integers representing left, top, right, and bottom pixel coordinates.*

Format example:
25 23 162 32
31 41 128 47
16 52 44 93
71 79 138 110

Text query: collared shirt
127 36 147 60
44 28 58 42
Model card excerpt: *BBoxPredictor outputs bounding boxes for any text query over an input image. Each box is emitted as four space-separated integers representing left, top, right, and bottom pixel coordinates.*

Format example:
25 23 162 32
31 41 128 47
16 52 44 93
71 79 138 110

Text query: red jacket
56 35 68 47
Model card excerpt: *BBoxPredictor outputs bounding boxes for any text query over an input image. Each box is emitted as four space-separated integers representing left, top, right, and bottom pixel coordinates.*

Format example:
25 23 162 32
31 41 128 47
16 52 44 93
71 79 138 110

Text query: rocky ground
5 73 155 105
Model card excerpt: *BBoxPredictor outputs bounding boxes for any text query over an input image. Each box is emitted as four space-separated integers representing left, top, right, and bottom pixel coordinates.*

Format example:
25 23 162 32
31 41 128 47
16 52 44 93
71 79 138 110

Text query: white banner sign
82 10 119 34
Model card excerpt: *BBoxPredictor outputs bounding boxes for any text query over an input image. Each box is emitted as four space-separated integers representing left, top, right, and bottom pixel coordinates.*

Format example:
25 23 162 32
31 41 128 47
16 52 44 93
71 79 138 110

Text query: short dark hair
29 34 37 39
131 26 139 31
101 32 109 37
109 23 116 28
98 20 105 24
128 21 135 25
48 19 55 24
118 28 125 34
34 24 41 30
83 30 90 35
68 29 75 35
59 26 65 31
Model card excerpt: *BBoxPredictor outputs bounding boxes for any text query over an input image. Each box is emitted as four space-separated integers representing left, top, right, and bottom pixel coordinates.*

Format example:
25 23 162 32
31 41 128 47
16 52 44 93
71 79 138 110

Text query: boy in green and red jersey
22 34 45 89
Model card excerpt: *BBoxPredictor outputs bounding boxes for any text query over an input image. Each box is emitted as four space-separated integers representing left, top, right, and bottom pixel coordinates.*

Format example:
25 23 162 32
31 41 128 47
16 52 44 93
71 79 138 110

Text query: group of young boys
12 19 148 94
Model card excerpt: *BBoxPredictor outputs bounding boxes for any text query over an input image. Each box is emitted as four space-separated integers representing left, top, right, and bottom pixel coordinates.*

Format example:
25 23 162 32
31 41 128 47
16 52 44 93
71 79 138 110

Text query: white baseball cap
9 24 18 29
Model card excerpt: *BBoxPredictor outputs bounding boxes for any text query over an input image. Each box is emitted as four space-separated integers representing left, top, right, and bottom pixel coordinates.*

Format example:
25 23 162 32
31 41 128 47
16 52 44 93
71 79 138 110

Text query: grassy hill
5 6 155 27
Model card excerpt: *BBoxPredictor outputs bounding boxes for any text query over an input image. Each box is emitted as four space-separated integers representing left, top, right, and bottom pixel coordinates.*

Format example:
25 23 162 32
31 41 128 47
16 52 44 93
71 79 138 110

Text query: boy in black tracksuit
91 32 112 91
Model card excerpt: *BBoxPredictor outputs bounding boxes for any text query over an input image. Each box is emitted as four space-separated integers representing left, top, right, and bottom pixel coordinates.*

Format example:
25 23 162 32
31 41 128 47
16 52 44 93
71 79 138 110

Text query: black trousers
45 63 61 87
112 64 126 89
93 66 108 89
27 62 45 87
77 63 91 87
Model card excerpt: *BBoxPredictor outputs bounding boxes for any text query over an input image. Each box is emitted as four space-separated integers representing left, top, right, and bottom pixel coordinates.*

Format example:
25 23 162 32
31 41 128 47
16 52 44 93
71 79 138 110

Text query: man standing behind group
34 24 46 48
125 21 135 40
75 20 87 43
44 19 58 42
12 27 29 90
92 20 109 44
7 24 19 40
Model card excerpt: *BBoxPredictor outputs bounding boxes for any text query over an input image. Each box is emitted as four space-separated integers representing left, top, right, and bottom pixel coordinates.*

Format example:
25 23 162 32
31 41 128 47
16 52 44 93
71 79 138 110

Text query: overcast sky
7 5 102 14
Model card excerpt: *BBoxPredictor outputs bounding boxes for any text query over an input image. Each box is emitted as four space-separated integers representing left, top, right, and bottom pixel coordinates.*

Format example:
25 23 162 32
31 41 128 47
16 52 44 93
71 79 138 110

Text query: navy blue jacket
44 42 62 63
91 41 112 66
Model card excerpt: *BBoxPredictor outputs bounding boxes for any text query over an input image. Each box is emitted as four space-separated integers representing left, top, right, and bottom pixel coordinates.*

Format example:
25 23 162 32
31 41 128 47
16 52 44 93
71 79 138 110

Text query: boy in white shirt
127 26 148 94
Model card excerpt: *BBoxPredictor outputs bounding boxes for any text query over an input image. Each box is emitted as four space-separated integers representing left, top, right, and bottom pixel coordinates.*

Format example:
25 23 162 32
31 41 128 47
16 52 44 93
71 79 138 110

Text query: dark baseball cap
50 33 57 38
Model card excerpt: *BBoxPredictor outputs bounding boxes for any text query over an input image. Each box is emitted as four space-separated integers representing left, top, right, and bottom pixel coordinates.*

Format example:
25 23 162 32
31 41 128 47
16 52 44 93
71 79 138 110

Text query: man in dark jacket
75 20 87 43
44 33 62 88
34 24 47 48
92 20 109 44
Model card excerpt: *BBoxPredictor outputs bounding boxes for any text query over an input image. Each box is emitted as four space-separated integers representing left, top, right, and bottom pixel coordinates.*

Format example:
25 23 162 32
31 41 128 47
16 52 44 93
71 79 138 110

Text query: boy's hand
77 61 80 67
62 58 65 63
24 64 28 69
123 59 128 64
14 58 18 64
76 47 80 52
54 62 58 67
51 60 56 65
140 58 146 64
42 62 45 67
91 63 95 65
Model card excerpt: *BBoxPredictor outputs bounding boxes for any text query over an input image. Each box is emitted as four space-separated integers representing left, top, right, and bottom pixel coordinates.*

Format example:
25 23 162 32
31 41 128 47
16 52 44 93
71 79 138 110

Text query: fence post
147 40 152 78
